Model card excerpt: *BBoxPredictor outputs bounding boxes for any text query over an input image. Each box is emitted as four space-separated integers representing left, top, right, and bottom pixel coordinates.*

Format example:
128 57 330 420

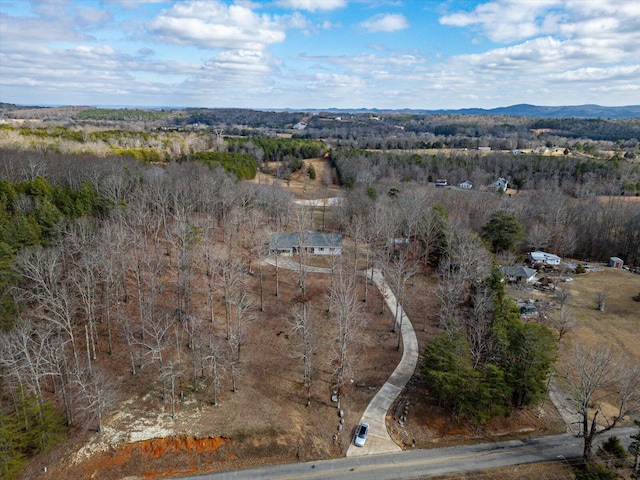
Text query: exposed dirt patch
64 436 230 480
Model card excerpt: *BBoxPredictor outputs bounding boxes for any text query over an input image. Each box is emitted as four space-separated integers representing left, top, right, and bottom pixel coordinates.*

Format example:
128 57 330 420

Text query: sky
1 0 639 110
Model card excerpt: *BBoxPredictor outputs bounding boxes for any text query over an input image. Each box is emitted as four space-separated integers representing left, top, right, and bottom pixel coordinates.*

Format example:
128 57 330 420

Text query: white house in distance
269 232 342 256
529 250 562 265
490 177 509 191
459 180 472 189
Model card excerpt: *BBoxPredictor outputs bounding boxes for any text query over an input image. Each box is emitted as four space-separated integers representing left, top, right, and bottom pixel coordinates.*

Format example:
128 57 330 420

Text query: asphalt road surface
178 427 636 480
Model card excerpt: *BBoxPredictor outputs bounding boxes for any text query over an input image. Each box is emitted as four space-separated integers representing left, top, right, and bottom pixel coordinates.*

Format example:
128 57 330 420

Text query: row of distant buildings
501 250 626 284
434 177 508 191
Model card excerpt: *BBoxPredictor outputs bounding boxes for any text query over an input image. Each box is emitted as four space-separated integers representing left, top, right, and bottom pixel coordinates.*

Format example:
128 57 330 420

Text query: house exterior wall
311 246 342 255
529 251 561 265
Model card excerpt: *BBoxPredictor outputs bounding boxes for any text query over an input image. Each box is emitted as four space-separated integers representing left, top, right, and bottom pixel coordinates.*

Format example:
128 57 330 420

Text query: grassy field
508 266 640 363
563 267 640 363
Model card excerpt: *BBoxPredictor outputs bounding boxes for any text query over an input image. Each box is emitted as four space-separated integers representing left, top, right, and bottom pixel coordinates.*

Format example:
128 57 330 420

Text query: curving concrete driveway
261 257 419 456
346 269 418 456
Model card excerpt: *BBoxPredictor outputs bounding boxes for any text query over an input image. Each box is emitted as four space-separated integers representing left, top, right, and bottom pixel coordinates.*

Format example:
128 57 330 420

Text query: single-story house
459 180 473 189
609 257 624 269
490 177 509 191
529 250 562 265
269 232 342 256
501 266 537 283
293 122 308 130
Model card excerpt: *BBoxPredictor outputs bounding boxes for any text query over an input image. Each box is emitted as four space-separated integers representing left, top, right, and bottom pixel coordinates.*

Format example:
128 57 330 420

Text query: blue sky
1 0 639 109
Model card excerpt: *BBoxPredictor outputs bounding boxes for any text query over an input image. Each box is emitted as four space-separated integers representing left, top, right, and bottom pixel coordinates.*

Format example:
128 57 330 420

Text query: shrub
307 163 316 180
599 435 627 468
601 436 627 459
575 462 619 480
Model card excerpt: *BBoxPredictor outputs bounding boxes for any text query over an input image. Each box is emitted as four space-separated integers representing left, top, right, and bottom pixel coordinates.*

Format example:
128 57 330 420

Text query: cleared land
509 266 640 364
22 161 639 480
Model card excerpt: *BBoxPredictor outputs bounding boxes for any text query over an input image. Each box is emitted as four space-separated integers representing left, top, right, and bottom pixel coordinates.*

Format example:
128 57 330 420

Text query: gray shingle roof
500 266 537 279
270 232 342 250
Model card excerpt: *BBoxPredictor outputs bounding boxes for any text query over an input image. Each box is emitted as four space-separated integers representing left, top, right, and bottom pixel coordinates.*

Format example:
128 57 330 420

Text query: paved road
180 427 637 480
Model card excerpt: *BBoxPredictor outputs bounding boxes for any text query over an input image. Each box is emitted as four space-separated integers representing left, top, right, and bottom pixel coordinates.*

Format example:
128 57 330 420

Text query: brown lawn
561 267 640 362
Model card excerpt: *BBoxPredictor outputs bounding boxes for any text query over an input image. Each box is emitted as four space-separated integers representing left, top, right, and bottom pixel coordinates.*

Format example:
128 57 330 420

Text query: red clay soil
60 436 230 480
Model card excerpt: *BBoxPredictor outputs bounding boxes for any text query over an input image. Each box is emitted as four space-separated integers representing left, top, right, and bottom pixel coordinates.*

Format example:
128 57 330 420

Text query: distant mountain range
296 104 640 119
2 102 640 119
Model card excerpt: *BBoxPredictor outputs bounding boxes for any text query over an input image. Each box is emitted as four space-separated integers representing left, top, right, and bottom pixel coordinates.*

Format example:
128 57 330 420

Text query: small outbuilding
459 180 473 189
609 257 624 269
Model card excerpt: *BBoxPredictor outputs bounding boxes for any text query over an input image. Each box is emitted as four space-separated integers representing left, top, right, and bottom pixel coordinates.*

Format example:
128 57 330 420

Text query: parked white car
354 422 369 447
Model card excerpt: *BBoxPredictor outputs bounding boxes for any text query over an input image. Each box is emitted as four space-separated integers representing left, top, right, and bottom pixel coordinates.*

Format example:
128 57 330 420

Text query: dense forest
0 106 639 478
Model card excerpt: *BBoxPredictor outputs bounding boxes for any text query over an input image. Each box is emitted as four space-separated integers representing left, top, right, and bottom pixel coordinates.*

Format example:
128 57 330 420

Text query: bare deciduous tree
16 247 81 372
555 284 572 309
202 335 225 407
560 343 640 460
72 366 116 433
596 289 609 312
329 274 365 399
289 304 317 406
549 307 576 342
139 314 174 400
386 250 417 351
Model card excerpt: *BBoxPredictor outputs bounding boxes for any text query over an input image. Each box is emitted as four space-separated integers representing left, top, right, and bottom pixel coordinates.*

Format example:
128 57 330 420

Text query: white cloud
440 0 560 43
2 0 639 109
433 0 640 106
590 84 639 93
75 7 112 27
440 0 640 50
103 0 169 9
275 0 347 12
203 49 277 75
0 12 91 49
147 1 286 51
296 50 427 79
360 13 409 33
546 65 640 83
304 73 368 103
